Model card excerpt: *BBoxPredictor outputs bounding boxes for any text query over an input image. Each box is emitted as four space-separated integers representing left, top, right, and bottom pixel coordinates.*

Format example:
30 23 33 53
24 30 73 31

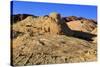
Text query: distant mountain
11 14 37 23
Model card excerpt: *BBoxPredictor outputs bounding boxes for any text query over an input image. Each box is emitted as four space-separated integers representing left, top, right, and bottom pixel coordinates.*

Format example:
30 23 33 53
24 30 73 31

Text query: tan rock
11 12 97 66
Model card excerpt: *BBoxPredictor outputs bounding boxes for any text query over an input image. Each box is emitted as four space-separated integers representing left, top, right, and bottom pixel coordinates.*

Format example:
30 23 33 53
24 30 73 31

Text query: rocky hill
11 12 97 66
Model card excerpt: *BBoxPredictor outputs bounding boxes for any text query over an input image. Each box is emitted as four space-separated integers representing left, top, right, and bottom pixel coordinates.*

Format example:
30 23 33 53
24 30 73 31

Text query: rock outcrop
11 12 97 66
12 35 96 66
66 18 97 33
11 14 37 23
12 13 73 36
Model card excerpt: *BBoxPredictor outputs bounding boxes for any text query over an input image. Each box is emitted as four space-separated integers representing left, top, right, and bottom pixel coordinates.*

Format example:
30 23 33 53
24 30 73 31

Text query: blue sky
11 1 97 20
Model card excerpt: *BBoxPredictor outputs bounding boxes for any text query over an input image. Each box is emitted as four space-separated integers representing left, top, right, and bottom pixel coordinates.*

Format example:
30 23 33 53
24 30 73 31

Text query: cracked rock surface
12 34 97 66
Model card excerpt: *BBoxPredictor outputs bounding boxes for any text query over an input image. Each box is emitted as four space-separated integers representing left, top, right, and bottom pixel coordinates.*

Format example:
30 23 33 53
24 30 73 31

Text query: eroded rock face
11 12 97 66
12 35 97 66
12 13 73 36
49 12 61 22
66 19 97 33
91 28 97 43
91 28 97 35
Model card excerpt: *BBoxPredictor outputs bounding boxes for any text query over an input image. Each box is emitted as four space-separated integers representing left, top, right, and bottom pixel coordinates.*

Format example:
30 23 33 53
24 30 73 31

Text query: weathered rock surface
11 12 97 66
66 19 97 33
12 13 73 36
91 28 97 35
12 34 97 66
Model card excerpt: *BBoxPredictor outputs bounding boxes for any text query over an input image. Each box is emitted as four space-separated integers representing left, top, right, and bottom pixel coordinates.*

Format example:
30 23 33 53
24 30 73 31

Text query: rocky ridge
11 12 97 66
